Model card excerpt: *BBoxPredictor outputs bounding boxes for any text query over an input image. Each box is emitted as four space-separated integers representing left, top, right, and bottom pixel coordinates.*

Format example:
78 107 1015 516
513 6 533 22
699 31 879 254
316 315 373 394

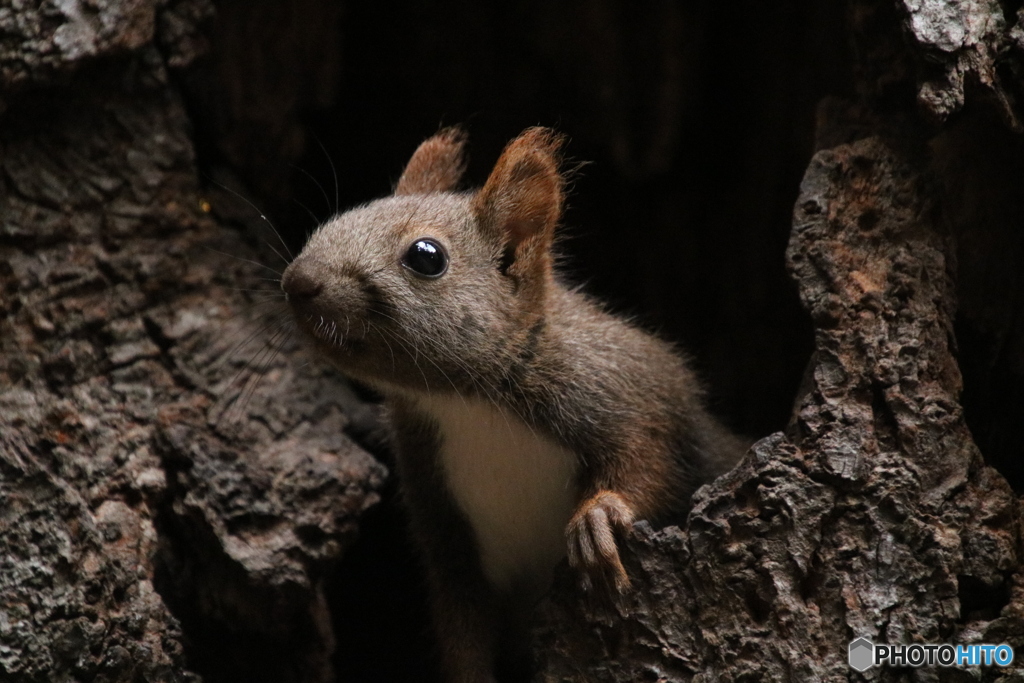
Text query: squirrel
280 127 747 682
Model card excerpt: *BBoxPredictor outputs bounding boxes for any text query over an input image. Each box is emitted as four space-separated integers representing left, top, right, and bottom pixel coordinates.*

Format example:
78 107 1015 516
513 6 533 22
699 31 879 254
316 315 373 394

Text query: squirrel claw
566 490 635 595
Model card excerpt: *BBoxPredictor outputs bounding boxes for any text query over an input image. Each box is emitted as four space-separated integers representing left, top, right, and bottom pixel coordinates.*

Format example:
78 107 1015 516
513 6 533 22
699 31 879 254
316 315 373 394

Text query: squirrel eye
402 238 448 278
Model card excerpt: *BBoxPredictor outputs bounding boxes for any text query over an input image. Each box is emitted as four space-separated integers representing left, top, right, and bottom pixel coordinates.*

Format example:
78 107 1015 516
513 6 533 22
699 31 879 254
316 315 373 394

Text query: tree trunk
533 131 1022 681
2 1 1023 682
535 2 1024 680
0 3 383 682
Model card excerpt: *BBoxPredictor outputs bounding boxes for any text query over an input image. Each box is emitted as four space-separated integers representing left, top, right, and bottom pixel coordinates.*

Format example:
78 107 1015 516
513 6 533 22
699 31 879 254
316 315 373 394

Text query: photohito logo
849 638 874 672
848 638 1015 671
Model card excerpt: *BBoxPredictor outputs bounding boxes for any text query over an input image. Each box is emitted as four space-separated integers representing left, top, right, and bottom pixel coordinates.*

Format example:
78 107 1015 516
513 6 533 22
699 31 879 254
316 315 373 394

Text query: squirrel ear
473 127 564 266
395 127 468 195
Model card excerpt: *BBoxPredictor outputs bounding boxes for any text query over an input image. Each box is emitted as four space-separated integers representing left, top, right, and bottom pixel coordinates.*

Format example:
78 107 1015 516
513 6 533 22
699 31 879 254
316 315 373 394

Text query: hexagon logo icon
849 637 874 672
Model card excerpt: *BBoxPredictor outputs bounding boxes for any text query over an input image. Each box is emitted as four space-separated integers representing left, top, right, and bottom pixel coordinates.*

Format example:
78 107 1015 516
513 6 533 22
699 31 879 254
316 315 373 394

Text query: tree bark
0 3 383 682
532 132 1022 682
533 1 1024 680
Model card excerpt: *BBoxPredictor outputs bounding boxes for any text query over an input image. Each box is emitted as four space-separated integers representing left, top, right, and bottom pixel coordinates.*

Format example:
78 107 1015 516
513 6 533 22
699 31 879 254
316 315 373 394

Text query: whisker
311 132 340 215
290 162 334 219
205 246 283 277
216 314 285 374
365 310 486 413
223 287 287 295
368 323 433 395
262 240 291 268
292 197 322 229
244 326 290 408
203 174 294 261
366 306 534 436
230 323 290 424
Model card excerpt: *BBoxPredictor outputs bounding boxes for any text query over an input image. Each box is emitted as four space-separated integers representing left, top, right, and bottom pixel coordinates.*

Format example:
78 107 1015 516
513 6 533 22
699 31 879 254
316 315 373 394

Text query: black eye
402 238 448 278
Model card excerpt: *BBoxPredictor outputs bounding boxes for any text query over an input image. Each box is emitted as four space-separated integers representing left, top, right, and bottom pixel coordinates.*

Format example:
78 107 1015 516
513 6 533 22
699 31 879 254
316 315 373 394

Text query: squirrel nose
281 261 323 300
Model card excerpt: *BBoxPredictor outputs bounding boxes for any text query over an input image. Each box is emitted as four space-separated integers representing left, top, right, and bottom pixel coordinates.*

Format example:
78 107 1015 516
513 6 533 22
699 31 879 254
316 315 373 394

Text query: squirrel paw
566 490 636 594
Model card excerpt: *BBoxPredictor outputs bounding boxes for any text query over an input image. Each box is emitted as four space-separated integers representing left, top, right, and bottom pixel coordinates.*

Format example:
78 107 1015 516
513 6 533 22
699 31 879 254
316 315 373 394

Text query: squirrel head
281 127 565 394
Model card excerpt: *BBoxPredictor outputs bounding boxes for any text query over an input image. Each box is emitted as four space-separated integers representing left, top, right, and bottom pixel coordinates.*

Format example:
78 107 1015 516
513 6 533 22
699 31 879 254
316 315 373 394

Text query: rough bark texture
3 1 1024 682
901 0 1023 129
532 133 1023 682
0 3 384 683
532 1 1024 679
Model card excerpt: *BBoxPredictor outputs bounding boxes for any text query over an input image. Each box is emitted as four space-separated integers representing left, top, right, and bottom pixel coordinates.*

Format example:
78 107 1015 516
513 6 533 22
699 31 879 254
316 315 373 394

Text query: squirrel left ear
395 127 468 195
473 127 564 273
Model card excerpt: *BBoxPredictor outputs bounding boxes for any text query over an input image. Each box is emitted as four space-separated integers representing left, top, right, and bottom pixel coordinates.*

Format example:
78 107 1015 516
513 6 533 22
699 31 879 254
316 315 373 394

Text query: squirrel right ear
394 127 468 195
473 127 564 275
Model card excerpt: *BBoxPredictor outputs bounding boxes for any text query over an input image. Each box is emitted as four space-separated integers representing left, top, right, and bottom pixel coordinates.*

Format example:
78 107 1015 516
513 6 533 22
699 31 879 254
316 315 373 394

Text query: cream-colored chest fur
416 395 579 590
